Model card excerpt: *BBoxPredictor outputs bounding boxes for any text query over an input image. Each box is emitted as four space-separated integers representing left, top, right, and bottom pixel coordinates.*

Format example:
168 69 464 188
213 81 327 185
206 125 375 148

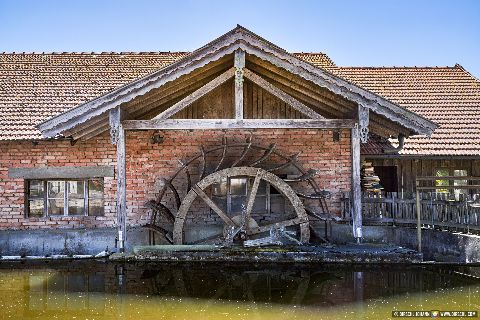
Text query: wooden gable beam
234 50 245 120
152 67 235 120
243 68 325 120
122 118 355 130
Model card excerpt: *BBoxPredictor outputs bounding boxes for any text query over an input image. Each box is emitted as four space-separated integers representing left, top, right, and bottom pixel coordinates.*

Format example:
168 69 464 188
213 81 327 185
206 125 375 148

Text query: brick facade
0 129 351 230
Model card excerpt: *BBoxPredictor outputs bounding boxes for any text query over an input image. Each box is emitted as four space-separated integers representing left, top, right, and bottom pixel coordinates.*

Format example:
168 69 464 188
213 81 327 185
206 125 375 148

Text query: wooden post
415 179 422 252
109 107 127 253
351 124 362 242
234 50 245 120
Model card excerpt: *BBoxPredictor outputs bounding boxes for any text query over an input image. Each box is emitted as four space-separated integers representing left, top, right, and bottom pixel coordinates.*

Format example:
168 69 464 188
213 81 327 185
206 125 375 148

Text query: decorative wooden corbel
109 107 120 145
234 50 245 85
109 107 128 145
234 50 245 120
358 104 369 143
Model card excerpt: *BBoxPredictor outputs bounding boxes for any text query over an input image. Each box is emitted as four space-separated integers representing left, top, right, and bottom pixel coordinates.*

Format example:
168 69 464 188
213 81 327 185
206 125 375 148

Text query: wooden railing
341 191 480 233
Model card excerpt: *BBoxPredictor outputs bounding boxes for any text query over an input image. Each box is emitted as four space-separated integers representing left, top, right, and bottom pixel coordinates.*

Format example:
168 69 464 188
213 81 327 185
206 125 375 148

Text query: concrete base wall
1 223 479 263
321 223 480 263
0 227 149 256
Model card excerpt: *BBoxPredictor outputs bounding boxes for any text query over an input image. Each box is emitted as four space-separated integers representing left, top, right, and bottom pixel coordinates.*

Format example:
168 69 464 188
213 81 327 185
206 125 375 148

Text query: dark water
0 261 479 319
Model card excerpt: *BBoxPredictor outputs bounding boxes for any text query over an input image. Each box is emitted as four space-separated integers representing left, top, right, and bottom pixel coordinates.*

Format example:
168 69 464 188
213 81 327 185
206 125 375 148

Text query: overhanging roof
37 25 437 138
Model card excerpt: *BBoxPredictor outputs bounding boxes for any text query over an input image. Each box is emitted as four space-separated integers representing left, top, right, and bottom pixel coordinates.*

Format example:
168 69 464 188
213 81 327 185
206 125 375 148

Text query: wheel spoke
245 169 262 225
192 185 236 227
247 217 308 235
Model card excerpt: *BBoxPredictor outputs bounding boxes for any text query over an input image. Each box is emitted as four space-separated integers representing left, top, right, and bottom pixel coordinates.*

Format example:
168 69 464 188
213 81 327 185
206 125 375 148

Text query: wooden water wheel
173 166 310 244
145 136 334 245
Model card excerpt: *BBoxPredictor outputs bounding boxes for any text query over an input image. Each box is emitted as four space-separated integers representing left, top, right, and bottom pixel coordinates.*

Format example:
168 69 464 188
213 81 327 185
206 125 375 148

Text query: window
435 168 469 197
211 176 269 214
435 169 450 193
26 179 104 217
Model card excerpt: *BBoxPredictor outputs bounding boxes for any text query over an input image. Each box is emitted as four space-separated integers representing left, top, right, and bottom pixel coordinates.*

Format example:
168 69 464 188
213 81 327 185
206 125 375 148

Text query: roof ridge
454 63 480 83
338 65 462 70
0 51 190 55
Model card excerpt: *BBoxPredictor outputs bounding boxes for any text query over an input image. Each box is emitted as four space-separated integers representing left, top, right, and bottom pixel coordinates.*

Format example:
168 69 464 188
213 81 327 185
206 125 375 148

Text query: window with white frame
26 179 104 217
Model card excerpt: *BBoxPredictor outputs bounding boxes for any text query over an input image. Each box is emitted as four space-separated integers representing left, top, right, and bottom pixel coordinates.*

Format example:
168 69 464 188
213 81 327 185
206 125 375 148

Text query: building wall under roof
0 129 352 231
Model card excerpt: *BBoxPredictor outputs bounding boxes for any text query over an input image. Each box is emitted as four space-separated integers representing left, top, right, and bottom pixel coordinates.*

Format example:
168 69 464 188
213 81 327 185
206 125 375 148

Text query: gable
34 26 436 141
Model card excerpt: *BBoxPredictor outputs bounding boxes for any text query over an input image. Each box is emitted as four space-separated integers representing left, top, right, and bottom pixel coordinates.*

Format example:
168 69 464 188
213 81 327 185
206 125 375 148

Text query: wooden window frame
212 176 270 215
25 178 104 218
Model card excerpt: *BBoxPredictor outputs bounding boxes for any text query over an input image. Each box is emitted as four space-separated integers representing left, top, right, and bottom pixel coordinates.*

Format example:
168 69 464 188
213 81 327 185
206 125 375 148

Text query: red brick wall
0 129 351 230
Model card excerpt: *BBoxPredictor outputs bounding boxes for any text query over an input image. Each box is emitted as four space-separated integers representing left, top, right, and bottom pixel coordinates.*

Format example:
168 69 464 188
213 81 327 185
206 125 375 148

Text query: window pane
88 199 104 216
88 180 103 198
48 181 65 198
231 195 247 213
435 169 449 193
253 195 267 213
68 181 84 198
212 178 227 196
454 169 468 196
68 198 85 215
29 200 44 217
29 180 44 197
230 178 247 195
48 199 64 215
249 179 266 195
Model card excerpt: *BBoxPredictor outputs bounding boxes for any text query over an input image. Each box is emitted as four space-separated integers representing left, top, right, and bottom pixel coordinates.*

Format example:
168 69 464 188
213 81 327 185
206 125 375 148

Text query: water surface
0 261 478 319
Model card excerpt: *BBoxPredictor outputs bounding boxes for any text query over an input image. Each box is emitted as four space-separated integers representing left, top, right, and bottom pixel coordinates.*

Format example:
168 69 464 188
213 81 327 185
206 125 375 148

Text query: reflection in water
0 262 478 319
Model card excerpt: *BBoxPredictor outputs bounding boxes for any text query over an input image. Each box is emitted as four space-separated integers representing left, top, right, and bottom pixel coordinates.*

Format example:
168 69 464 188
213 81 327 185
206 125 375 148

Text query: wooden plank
109 106 127 252
122 118 356 130
417 185 480 190
415 180 422 252
248 217 308 235
234 50 245 120
192 185 236 227
351 125 362 241
243 68 324 120
416 176 480 180
8 166 114 179
153 67 235 120
245 169 263 223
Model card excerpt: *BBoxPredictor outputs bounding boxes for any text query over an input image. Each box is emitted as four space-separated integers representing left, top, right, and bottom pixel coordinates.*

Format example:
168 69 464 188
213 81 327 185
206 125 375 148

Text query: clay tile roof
334 65 480 156
0 52 189 140
0 51 335 141
0 51 478 157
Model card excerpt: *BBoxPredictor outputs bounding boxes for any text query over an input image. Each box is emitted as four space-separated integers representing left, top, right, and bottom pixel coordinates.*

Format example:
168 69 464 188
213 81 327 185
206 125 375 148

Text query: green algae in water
0 263 478 320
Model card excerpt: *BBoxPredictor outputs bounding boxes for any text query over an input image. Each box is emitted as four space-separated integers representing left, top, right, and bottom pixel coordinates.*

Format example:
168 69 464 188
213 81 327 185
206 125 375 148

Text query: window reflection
27 273 105 315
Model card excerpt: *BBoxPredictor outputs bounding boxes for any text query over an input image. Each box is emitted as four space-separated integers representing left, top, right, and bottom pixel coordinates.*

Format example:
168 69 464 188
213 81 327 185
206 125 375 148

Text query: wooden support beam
358 104 370 143
243 68 325 120
109 107 127 252
122 118 356 130
234 50 245 120
351 124 362 242
153 67 235 120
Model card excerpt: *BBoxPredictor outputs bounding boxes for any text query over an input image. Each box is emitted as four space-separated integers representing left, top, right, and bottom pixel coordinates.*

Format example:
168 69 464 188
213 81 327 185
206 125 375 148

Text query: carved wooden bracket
234 50 246 120
109 107 120 145
109 106 127 145
234 50 245 85
358 104 369 143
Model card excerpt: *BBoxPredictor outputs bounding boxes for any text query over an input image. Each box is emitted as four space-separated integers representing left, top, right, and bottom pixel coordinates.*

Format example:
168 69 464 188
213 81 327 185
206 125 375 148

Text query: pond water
0 261 478 319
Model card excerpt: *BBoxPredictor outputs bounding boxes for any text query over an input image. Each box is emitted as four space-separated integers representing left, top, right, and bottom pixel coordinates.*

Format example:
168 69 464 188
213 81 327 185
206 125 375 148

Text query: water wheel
173 166 310 244
145 136 334 245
